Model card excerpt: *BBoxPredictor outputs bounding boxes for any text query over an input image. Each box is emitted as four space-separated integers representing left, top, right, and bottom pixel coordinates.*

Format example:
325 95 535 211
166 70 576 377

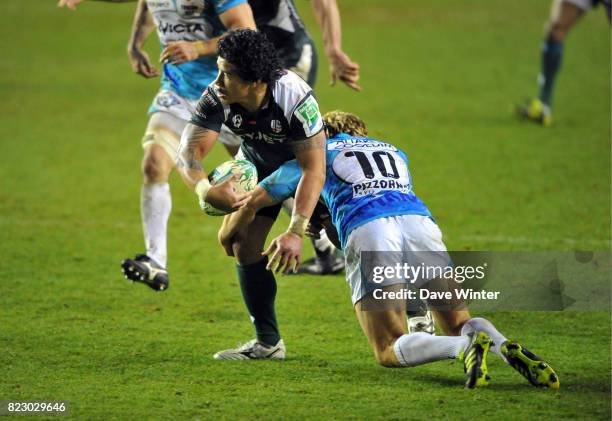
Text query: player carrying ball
176 29 327 360
219 110 560 389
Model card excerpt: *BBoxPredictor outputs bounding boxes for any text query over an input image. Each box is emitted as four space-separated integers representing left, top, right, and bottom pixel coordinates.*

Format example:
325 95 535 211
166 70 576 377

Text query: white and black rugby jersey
191 70 324 176
249 0 311 52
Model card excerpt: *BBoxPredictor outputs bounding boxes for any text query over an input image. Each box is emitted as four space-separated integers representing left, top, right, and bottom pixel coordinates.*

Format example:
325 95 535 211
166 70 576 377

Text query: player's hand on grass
204 175 251 214
160 41 200 65
263 232 303 275
128 48 160 78
57 0 84 10
329 50 361 91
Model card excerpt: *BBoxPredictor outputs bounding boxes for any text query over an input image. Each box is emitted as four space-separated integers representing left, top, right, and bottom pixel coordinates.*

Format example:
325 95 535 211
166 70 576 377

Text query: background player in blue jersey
218 110 560 389
56 0 256 291
516 0 610 126
116 1 256 292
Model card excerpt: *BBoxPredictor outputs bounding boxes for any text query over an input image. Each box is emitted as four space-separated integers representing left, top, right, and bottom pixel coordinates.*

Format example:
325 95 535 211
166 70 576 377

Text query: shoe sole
464 332 492 389
213 348 285 361
121 260 168 291
297 261 345 275
502 342 560 389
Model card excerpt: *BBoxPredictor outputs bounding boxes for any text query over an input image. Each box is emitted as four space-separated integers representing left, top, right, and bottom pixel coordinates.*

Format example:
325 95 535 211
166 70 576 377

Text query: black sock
538 33 563 107
236 258 280 346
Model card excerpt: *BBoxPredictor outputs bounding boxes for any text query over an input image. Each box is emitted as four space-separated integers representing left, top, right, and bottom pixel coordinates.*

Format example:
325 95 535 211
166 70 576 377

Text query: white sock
393 332 468 367
141 182 171 268
313 229 335 257
460 317 508 359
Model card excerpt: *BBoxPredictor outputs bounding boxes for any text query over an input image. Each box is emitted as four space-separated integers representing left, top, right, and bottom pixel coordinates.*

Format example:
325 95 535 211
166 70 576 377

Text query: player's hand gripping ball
201 159 258 216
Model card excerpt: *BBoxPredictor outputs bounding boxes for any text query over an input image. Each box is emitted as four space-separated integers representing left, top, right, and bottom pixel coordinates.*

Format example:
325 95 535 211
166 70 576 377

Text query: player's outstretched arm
177 123 250 214
58 0 135 11
311 0 361 91
160 3 256 65
127 0 159 78
263 132 327 274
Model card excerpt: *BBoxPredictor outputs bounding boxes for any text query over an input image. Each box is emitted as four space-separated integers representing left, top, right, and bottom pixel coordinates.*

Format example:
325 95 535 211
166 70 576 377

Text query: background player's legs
232 214 281 347
140 115 182 269
121 112 183 291
517 0 585 125
539 0 584 107
140 143 174 268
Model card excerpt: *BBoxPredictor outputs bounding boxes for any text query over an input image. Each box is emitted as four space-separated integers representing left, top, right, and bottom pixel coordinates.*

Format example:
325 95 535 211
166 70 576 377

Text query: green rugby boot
501 341 560 389
515 98 553 127
459 331 493 389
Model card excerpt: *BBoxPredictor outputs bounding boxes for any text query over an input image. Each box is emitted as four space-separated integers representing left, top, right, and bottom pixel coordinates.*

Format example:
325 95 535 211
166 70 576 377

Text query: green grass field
1 0 610 419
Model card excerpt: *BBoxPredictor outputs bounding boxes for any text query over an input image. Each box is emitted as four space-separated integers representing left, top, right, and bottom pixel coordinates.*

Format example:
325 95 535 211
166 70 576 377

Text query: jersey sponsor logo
232 114 243 128
328 139 398 152
158 22 206 35
295 95 322 132
352 179 410 197
240 131 285 144
271 119 282 133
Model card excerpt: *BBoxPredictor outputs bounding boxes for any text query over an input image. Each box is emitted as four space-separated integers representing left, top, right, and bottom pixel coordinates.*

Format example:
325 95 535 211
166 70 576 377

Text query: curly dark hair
218 29 284 84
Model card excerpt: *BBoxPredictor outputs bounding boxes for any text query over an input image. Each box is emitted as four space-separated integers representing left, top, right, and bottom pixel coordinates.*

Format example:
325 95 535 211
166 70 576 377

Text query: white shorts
145 90 242 156
290 43 314 83
345 215 449 305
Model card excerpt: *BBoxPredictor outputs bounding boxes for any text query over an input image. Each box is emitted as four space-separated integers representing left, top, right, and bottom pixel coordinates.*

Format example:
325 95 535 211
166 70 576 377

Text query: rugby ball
202 159 258 216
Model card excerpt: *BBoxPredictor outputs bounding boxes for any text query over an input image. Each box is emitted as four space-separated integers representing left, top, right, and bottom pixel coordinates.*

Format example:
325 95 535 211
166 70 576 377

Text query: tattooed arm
177 123 250 213
290 131 327 223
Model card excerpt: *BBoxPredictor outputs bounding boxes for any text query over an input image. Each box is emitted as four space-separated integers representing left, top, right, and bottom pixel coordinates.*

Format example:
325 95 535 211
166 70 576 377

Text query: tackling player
516 0 610 126
218 111 560 389
176 29 326 360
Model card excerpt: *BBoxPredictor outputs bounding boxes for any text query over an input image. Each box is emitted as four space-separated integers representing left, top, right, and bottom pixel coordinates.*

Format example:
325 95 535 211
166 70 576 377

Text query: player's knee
142 147 172 183
233 240 263 266
547 22 569 42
